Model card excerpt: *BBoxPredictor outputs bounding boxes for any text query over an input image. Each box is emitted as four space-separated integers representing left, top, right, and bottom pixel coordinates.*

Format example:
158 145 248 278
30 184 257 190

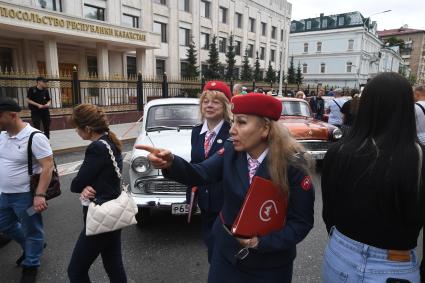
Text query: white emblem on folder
259 200 278 222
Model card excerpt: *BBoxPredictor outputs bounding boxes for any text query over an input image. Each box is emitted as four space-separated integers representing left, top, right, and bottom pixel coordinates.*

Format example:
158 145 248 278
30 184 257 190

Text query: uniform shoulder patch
217 147 225 156
300 176 312 191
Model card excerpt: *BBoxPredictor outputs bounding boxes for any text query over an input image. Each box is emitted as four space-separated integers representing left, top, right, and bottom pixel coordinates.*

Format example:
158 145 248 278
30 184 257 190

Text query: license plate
171 203 200 215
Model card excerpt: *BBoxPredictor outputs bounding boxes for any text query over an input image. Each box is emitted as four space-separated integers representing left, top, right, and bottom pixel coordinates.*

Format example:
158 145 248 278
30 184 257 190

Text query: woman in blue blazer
138 93 315 283
188 80 232 262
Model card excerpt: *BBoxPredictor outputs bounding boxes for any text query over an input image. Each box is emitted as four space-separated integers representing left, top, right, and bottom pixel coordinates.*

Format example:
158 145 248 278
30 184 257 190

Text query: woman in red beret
188 81 231 263
137 93 315 282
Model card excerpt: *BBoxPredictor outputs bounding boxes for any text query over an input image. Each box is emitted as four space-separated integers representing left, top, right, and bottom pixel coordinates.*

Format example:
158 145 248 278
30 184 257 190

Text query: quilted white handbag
85 140 138 236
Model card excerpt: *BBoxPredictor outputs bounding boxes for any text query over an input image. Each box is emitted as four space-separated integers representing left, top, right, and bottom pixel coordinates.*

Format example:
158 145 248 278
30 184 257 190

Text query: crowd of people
1 72 425 283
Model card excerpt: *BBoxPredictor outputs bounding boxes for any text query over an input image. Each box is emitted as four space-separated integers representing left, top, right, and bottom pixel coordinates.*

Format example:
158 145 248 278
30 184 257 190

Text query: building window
219 7 228 24
320 63 326 73
154 22 167 43
153 0 167 5
317 42 322 52
156 59 166 76
270 49 276 62
84 4 105 21
261 22 267 36
219 37 227 53
306 21 311 30
304 43 308 53
201 33 210 50
181 61 189 77
200 0 210 18
249 18 255 32
260 47 265 60
234 67 240 79
179 28 191 46
348 39 354 50
235 12 243 29
127 56 137 77
36 0 60 11
201 64 208 76
235 40 242 55
280 29 284 41
302 63 307 74
322 18 328 28
271 26 277 39
179 0 190 12
87 56 99 96
247 44 254 58
346 62 352 73
338 16 345 26
122 14 139 28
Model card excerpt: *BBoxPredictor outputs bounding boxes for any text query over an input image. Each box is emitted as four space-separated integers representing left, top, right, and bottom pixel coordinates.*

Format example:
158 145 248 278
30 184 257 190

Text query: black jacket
71 135 123 204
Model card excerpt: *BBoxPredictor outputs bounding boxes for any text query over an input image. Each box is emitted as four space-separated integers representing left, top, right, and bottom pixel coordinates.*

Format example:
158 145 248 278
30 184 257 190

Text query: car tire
136 207 151 228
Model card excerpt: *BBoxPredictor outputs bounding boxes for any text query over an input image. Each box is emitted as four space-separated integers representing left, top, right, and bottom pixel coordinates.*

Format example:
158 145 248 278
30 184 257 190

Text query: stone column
168 0 179 78
43 36 61 107
96 43 110 105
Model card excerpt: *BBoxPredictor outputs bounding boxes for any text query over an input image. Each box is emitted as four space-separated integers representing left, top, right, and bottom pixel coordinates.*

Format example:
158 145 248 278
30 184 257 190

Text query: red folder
231 176 288 238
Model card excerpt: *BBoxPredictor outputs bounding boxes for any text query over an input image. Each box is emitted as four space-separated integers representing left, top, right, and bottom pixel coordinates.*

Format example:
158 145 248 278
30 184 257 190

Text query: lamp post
363 9 392 30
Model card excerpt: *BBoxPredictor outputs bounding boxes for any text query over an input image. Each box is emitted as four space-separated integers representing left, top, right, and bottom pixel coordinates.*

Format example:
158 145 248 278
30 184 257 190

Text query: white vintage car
129 98 200 226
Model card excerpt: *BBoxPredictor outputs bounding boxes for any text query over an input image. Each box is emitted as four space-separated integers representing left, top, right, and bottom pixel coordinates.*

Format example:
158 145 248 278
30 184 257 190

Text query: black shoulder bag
27 131 61 200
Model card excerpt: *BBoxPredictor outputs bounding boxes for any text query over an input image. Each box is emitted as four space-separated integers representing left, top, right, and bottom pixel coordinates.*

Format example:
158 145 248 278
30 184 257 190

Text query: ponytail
107 130 122 153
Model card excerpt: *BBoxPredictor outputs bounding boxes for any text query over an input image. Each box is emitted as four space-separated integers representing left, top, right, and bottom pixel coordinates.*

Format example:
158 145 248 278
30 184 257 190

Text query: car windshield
281 101 311 117
146 104 200 130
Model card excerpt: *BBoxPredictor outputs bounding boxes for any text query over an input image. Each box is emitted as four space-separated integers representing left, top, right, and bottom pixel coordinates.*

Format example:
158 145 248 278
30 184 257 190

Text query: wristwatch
34 193 47 198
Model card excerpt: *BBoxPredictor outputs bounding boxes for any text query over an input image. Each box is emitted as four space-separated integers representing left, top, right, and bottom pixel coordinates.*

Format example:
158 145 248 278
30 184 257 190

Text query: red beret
231 93 282 121
203 81 232 101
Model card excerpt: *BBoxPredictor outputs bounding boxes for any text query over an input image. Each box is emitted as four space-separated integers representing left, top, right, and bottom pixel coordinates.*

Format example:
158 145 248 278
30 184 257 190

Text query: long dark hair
332 73 420 213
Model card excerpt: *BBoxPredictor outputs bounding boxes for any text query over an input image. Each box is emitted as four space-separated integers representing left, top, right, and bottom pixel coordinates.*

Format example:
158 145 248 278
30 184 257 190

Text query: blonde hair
295 91 305 99
260 118 314 194
199 90 231 122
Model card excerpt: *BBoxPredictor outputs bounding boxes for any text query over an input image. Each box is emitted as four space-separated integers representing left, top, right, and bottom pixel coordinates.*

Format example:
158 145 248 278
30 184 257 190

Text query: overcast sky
291 0 425 31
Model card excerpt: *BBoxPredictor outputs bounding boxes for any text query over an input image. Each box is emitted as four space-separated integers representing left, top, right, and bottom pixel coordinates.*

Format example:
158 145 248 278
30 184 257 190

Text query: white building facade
288 12 402 89
0 0 292 79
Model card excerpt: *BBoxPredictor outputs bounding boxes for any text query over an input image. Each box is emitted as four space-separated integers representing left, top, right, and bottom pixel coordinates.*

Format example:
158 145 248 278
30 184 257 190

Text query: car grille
137 178 187 194
300 141 334 152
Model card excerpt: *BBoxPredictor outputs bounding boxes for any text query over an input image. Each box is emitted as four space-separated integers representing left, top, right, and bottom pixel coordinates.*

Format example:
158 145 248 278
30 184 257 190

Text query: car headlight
131 156 151 175
332 128 343 140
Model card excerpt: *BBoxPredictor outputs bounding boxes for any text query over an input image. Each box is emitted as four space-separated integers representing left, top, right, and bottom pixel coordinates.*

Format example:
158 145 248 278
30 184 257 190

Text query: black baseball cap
36 76 48 83
0 97 21 112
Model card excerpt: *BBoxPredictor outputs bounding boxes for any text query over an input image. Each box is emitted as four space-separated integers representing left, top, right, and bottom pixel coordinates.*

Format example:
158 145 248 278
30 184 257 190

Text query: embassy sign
0 5 146 42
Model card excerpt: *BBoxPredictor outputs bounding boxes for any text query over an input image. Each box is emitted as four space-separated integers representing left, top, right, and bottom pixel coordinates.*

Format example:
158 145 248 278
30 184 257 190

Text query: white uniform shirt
415 101 425 144
200 119 224 143
0 124 52 193
327 97 348 126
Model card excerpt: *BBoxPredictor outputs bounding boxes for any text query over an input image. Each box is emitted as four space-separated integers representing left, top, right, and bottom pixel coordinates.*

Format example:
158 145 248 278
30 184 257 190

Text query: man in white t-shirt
327 88 348 127
414 85 425 144
0 97 53 283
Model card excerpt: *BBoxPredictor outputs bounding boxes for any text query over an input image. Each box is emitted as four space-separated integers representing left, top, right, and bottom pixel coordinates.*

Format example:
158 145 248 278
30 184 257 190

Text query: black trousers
67 228 127 283
30 110 50 139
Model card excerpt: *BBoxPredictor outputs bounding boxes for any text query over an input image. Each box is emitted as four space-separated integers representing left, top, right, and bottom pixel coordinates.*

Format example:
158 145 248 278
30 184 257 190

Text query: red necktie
204 131 216 158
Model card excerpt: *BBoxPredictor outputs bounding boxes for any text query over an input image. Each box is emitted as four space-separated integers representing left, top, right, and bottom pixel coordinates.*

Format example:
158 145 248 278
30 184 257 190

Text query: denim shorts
323 227 420 283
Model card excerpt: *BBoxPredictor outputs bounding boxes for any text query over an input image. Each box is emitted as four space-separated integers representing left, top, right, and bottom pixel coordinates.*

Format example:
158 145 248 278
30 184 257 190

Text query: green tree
185 37 199 78
296 62 303 85
287 56 296 84
253 51 262 81
265 62 277 83
206 35 221 79
385 36 405 49
241 49 252 81
225 34 236 80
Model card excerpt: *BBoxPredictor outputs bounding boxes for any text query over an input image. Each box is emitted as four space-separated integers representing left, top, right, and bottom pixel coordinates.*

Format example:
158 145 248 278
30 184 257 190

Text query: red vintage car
277 97 343 160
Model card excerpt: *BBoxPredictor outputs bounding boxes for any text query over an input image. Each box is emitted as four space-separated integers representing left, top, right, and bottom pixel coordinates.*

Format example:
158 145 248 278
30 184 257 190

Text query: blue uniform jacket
165 141 315 269
70 135 123 205
186 121 230 213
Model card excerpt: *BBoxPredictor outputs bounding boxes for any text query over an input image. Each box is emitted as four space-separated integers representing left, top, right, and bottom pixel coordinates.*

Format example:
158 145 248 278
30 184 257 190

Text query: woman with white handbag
67 104 133 283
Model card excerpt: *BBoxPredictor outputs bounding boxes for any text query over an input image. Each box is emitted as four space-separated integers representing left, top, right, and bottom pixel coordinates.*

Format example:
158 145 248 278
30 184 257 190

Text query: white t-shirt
0 124 53 193
327 97 348 126
415 101 425 144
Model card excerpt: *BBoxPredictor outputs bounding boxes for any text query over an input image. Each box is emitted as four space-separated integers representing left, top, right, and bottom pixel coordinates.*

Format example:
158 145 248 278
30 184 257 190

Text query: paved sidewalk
50 122 141 153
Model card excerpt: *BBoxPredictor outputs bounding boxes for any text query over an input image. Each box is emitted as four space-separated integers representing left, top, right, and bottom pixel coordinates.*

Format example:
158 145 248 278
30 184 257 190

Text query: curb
52 137 137 155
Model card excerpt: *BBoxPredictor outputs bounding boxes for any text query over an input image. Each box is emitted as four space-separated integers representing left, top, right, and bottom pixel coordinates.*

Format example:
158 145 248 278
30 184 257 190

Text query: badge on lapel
218 148 225 156
217 139 223 144
300 176 312 191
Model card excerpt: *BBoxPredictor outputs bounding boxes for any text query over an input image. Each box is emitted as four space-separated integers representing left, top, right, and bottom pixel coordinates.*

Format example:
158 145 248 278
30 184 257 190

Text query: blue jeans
0 192 44 267
323 227 420 283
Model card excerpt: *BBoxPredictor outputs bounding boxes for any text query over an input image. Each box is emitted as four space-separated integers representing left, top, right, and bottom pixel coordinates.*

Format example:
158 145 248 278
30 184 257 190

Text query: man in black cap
0 97 53 283
27 77 51 139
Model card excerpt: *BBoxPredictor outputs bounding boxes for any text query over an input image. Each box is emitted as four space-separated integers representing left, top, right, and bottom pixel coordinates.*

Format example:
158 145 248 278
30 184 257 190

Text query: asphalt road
0 143 422 283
